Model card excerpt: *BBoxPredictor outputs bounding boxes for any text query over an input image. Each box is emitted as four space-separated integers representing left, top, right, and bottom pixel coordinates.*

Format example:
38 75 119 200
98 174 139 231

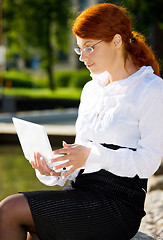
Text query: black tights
0 193 40 240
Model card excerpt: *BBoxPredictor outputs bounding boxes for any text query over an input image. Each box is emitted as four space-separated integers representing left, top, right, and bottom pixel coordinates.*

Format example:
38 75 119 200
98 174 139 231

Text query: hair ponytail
125 31 160 76
72 3 160 76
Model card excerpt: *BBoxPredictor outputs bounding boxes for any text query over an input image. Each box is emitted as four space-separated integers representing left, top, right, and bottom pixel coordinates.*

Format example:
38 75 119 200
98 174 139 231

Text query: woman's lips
86 63 95 68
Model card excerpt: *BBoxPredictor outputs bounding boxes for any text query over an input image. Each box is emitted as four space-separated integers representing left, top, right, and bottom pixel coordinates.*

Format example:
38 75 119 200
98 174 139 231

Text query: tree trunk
46 51 54 90
46 19 55 90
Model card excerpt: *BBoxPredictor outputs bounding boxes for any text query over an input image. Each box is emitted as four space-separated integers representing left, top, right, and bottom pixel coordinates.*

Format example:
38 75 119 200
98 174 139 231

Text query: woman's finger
53 161 71 171
51 154 69 163
53 147 70 155
35 152 41 169
33 153 49 174
31 152 61 176
62 166 77 179
53 143 76 155
40 157 51 174
30 160 36 168
62 141 76 148
31 152 39 169
39 156 61 176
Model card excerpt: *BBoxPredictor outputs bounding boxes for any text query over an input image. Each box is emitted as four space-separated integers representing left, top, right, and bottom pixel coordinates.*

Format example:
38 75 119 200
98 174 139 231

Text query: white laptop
12 117 68 172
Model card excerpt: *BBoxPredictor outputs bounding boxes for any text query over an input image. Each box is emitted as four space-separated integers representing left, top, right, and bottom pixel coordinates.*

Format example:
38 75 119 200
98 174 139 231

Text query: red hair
72 3 160 76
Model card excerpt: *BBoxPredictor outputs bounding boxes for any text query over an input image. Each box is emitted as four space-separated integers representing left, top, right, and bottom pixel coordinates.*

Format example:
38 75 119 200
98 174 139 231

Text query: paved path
0 122 76 136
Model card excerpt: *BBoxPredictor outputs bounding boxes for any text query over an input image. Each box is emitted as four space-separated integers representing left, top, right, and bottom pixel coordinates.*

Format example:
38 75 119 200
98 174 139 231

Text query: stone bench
132 232 156 240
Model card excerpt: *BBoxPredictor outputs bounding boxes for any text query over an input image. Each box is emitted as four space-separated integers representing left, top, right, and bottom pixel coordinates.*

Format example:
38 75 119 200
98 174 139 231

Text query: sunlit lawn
0 145 65 201
0 87 82 100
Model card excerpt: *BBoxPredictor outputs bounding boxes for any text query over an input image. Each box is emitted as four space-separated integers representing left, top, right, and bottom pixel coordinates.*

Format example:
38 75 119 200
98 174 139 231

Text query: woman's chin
90 69 106 75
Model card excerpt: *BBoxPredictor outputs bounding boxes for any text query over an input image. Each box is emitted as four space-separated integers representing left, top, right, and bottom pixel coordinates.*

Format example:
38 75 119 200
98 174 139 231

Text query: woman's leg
0 193 39 240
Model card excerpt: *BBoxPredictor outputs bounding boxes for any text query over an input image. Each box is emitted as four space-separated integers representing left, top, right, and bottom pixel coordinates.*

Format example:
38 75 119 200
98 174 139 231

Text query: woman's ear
113 34 122 48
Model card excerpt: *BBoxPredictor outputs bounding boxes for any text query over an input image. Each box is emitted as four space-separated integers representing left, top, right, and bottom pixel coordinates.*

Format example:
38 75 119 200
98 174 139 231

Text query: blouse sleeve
35 169 79 186
84 79 163 178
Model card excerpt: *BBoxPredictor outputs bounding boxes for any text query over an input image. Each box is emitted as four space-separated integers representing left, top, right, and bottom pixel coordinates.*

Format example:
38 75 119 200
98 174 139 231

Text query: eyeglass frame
74 40 103 55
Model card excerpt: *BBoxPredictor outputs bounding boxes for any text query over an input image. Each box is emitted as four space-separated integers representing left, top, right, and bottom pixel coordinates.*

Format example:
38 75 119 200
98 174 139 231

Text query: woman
0 3 163 240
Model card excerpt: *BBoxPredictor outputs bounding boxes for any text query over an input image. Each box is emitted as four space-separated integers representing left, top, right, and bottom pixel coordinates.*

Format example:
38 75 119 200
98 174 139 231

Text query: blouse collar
90 71 110 87
90 66 154 87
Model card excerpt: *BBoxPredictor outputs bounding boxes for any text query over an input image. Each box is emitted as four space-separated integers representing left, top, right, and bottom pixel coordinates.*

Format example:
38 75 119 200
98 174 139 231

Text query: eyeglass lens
74 40 103 55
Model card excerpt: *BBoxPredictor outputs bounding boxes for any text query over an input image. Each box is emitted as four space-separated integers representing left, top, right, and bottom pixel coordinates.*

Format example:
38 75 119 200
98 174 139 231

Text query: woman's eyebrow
77 41 93 48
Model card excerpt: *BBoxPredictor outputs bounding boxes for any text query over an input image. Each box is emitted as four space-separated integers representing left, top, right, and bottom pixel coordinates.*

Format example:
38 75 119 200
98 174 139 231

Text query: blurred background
0 0 163 113
0 0 163 237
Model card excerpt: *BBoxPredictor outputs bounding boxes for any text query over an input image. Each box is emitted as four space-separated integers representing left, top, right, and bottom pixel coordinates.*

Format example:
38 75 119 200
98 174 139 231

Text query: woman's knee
1 193 22 209
0 193 32 224
0 194 18 222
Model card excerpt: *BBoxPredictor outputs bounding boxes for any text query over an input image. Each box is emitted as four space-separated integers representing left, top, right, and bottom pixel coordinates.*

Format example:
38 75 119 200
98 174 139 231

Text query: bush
54 69 91 89
54 70 74 88
69 69 91 88
3 70 40 88
2 68 91 90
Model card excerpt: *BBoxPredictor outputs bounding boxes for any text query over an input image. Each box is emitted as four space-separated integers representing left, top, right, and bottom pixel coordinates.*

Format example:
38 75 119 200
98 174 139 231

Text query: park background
0 0 163 238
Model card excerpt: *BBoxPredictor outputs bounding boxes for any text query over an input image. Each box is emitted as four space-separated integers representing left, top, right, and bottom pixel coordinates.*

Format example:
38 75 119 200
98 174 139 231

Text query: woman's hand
30 152 60 177
51 141 91 178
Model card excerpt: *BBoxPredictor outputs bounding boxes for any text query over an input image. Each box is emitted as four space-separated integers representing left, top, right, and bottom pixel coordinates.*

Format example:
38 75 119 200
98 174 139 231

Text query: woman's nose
79 50 88 62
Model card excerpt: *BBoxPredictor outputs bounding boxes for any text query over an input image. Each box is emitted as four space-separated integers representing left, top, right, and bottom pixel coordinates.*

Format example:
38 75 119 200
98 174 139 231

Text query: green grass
0 87 82 100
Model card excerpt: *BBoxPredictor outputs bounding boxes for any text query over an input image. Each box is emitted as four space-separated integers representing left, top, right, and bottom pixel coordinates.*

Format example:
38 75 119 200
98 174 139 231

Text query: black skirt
22 169 147 240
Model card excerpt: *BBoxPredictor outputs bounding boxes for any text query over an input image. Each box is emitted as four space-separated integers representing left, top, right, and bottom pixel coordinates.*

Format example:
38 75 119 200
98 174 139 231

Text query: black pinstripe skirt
22 169 147 240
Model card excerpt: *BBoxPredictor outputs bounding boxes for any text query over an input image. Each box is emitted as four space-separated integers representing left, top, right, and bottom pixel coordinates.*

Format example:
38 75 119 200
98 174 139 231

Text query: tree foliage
3 0 72 90
122 0 163 31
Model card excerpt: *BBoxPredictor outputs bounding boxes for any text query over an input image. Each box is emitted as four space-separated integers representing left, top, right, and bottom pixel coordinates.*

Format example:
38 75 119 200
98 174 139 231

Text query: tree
122 0 163 32
3 0 72 90
123 0 163 72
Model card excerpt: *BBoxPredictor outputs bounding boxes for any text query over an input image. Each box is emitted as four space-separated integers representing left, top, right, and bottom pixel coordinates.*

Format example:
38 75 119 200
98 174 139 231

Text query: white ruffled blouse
36 66 163 186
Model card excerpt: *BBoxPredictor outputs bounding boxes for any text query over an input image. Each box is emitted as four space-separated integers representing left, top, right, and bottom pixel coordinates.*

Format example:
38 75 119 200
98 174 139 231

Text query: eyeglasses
74 40 103 55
